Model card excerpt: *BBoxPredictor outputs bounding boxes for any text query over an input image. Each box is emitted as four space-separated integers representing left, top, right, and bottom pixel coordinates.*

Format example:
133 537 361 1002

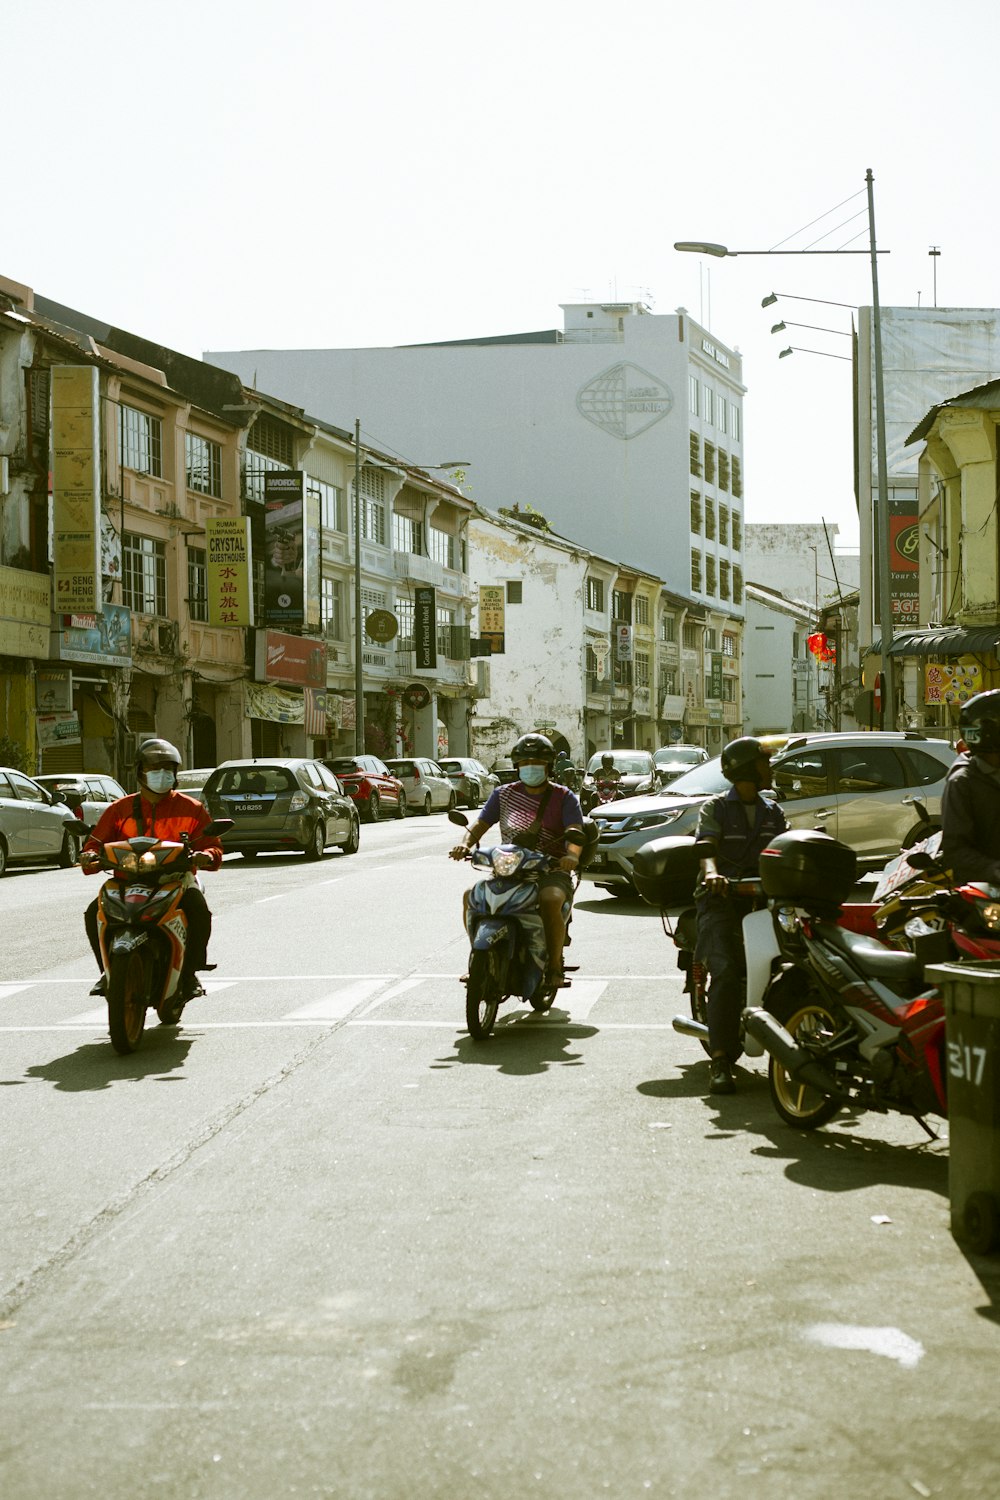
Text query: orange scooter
94 819 231 1054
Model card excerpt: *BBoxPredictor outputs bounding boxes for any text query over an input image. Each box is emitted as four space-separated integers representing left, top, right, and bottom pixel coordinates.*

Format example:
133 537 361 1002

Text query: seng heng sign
415 586 437 669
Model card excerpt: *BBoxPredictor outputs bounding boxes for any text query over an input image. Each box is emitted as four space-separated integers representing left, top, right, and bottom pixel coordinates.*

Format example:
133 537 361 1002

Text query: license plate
232 801 266 814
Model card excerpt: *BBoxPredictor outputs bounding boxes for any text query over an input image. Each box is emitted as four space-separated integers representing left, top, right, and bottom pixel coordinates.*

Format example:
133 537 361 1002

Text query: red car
323 755 406 822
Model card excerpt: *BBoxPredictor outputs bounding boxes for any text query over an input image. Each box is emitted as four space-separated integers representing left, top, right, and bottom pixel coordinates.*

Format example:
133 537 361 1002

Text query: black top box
631 835 700 908
758 829 857 912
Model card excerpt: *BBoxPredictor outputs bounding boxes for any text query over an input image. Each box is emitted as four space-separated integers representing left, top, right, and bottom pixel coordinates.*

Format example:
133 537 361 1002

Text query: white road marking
60 1007 108 1025
557 979 608 1020
283 978 390 1020
359 976 426 1012
0 984 32 1000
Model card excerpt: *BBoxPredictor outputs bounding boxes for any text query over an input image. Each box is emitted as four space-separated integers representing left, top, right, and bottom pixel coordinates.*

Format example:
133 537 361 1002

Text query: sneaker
709 1059 736 1095
89 975 107 998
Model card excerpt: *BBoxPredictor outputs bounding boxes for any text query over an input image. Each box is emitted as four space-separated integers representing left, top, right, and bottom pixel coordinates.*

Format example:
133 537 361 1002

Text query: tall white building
207 301 747 622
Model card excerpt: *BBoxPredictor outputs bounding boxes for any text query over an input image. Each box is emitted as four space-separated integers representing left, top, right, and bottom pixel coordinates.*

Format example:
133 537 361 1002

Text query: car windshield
213 766 296 794
176 770 210 787
654 747 704 767
438 760 464 773
655 757 729 797
385 761 416 775
586 753 653 775
327 759 361 775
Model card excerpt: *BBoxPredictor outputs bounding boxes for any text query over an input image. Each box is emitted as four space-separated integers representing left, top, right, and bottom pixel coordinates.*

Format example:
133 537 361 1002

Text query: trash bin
927 961 1000 1254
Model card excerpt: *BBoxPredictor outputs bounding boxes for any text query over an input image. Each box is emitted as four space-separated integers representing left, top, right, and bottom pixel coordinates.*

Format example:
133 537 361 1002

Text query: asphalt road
1 817 998 1500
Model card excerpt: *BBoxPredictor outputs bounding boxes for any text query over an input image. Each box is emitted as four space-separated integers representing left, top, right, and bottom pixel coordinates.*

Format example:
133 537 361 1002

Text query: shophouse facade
857 306 1000 727
895 380 1000 734
0 274 477 777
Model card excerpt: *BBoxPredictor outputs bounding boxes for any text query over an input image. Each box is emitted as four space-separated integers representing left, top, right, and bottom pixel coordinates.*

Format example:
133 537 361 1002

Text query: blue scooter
450 810 571 1038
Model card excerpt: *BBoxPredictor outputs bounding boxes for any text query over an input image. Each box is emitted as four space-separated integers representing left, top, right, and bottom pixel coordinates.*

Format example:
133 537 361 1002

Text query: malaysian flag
303 687 327 738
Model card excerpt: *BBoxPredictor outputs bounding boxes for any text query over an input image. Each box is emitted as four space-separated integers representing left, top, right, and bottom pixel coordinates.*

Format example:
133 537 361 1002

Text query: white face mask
143 768 174 794
518 764 547 787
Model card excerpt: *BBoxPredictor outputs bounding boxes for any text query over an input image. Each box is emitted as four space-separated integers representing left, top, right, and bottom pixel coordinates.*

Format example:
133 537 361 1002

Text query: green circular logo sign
365 609 398 644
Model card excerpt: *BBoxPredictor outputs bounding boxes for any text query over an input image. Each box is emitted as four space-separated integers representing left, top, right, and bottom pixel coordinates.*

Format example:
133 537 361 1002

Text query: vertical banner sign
889 502 919 627
710 653 724 698
616 623 633 661
305 486 321 631
263 470 305 627
478 584 505 654
415 585 437 669
51 364 101 611
206 517 253 626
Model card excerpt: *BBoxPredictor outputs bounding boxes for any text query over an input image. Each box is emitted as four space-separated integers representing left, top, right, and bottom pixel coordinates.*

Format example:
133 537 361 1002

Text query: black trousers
85 888 212 975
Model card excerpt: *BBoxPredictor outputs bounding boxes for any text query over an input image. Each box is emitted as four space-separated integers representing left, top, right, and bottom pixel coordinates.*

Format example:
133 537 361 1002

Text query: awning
868 625 1000 658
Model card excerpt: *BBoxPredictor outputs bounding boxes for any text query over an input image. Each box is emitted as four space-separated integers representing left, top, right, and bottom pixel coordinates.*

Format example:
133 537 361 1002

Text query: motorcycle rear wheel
768 995 843 1129
466 950 501 1039
107 951 148 1055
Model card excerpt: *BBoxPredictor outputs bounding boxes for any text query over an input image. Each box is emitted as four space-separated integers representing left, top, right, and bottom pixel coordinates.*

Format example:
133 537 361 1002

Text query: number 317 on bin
948 1040 987 1087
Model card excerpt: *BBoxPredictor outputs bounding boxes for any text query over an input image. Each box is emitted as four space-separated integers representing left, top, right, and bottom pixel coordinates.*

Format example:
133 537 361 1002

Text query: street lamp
674 170 896 727
778 346 852 362
770 319 851 338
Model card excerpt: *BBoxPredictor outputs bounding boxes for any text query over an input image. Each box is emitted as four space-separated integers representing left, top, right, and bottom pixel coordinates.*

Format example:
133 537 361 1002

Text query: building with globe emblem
208 301 747 752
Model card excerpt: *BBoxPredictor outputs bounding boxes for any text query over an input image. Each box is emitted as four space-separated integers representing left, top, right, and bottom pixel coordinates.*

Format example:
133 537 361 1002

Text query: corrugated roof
869 625 1000 657
906 378 1000 445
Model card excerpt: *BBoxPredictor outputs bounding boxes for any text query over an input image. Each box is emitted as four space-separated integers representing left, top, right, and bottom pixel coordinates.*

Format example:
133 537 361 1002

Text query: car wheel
446 791 457 813
339 815 360 855
0 837 7 877
422 793 432 816
368 792 381 824
305 820 327 860
466 783 480 809
395 792 407 820
60 829 82 868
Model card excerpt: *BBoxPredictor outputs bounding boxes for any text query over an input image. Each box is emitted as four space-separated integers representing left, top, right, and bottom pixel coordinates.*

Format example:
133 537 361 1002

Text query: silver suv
582 732 957 897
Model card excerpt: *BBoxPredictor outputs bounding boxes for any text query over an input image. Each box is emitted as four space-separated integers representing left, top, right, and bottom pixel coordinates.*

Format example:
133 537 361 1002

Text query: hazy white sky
9 0 1000 548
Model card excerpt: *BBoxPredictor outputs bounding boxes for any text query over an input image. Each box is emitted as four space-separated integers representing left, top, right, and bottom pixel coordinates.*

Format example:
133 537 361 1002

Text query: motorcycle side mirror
905 850 935 871
448 809 470 829
203 818 235 837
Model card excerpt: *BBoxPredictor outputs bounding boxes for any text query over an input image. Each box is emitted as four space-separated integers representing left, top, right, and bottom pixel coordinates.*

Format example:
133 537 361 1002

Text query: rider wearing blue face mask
449 733 585 988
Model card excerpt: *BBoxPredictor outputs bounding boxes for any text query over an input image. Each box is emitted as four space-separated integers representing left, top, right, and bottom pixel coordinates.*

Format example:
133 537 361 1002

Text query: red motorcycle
742 832 949 1139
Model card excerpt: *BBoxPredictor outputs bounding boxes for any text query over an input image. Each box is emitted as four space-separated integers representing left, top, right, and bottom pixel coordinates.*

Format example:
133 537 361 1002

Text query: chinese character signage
710 653 724 699
264 470 305 628
415 586 437 669
51 364 101 611
478 584 505 654
206 517 253 626
925 662 982 705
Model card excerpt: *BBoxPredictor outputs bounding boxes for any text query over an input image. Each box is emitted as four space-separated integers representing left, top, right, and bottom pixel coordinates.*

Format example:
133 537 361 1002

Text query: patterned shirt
478 782 584 859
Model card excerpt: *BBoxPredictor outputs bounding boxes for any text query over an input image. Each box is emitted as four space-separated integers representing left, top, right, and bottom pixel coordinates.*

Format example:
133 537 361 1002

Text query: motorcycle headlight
140 851 158 869
117 852 139 874
491 847 527 877
979 901 1000 931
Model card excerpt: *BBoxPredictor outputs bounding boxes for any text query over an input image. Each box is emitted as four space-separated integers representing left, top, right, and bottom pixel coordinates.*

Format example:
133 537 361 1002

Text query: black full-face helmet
510 733 556 766
721 736 769 785
135 737 183 786
959 690 1000 755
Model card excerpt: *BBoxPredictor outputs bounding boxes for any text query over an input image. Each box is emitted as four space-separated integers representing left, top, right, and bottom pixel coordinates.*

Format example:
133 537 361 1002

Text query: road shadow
431 1012 598 1076
960 1248 1000 1325
637 1060 950 1198
573 894 657 918
19 1029 195 1092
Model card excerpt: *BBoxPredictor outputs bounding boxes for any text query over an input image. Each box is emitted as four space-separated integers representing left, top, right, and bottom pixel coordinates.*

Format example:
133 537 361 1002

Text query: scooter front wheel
466 950 501 1039
107 950 148 1055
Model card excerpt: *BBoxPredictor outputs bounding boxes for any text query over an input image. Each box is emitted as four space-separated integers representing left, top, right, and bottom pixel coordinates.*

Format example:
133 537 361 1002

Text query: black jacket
941 753 1000 886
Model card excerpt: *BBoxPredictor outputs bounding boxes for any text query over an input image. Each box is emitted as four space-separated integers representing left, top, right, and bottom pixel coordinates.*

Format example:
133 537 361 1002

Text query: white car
384 757 457 815
0 767 84 876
